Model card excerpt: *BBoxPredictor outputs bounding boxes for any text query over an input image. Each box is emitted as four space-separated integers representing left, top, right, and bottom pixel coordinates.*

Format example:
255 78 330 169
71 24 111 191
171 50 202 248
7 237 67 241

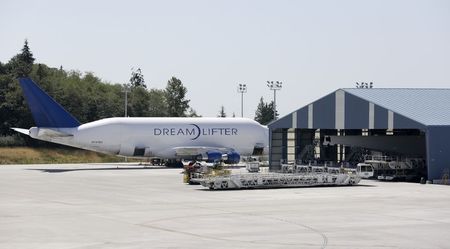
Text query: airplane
12 78 269 167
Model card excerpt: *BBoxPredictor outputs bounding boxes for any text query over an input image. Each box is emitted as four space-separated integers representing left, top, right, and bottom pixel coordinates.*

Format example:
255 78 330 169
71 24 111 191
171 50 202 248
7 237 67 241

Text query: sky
1 0 449 118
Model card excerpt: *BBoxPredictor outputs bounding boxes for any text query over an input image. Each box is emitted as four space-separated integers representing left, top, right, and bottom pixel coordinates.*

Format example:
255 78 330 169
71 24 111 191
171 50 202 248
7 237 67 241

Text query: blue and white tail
18 78 80 128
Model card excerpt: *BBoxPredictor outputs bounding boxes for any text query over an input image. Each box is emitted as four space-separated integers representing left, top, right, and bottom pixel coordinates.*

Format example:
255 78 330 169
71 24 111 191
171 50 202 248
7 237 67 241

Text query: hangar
268 88 450 182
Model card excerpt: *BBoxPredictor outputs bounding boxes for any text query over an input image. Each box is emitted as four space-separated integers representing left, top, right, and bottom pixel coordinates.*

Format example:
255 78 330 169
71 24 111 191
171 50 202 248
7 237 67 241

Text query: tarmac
0 163 449 249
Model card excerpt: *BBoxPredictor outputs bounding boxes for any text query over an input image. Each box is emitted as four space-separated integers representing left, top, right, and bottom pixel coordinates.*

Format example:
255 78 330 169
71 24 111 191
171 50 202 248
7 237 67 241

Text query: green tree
187 107 200 117
1 42 39 135
129 67 146 88
36 64 48 81
165 77 190 117
20 40 35 65
0 62 6 74
9 39 35 77
148 89 168 117
0 76 34 134
218 105 226 117
254 97 278 125
129 87 150 117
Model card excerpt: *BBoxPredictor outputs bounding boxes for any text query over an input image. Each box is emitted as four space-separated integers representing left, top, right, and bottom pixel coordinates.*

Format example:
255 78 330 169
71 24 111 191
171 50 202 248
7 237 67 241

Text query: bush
0 134 26 146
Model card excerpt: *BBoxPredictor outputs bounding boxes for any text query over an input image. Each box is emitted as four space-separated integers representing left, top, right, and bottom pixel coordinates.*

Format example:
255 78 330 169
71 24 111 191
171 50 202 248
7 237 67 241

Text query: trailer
195 166 360 190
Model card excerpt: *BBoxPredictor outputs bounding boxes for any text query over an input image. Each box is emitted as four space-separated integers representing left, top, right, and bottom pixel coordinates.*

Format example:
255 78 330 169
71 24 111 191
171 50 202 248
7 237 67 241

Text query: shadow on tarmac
194 183 377 191
27 166 174 173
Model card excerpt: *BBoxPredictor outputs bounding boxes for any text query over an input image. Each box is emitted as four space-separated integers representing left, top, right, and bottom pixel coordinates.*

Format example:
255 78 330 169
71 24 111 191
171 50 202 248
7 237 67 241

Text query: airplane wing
173 146 233 157
172 146 240 163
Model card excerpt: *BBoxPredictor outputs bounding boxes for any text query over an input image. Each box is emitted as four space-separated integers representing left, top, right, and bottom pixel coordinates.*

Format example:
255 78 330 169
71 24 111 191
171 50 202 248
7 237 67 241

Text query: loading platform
192 165 361 190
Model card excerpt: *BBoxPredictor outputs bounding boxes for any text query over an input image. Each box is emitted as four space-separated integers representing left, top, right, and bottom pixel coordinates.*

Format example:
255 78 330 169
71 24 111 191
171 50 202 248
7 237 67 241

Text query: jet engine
224 151 240 164
201 151 241 164
205 151 222 163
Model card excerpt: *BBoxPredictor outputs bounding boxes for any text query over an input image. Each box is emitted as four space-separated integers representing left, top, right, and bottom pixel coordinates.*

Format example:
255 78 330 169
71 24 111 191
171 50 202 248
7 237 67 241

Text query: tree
165 77 190 117
217 105 227 117
36 64 48 81
127 67 151 116
130 67 146 88
267 101 279 120
0 62 5 74
0 75 34 134
8 39 35 77
187 107 200 117
254 97 278 125
0 40 37 134
148 89 168 117
129 86 150 117
20 40 35 65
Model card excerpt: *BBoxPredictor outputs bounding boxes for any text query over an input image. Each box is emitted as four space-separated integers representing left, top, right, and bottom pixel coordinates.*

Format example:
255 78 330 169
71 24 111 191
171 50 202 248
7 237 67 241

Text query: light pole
237 83 247 118
122 83 130 117
121 83 131 162
355 82 374 88
267 81 282 120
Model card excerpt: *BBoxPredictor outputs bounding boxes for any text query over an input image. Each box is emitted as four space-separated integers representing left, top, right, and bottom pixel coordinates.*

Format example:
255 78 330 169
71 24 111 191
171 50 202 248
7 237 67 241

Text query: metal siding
269 129 283 171
345 94 369 129
369 103 375 129
343 88 450 126
394 113 426 130
335 90 345 129
374 105 388 129
308 104 313 128
270 88 448 130
426 126 450 181
268 128 272 168
297 106 308 128
282 129 288 162
313 93 335 129
268 114 293 129
292 111 297 128
388 111 394 130
287 129 296 162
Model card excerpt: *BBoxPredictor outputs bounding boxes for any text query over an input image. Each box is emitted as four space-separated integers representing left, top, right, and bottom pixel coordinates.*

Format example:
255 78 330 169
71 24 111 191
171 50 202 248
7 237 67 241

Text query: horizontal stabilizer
37 128 73 138
11 127 73 138
18 78 81 128
11 128 29 136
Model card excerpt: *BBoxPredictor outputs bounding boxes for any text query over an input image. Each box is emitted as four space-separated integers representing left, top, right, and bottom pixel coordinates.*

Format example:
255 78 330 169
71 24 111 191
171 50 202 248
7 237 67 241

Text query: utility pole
237 84 247 118
122 83 131 163
122 83 130 117
267 81 282 120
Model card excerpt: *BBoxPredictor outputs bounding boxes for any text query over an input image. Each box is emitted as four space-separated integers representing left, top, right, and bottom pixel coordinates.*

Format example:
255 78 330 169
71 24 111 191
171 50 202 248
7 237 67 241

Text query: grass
0 147 128 164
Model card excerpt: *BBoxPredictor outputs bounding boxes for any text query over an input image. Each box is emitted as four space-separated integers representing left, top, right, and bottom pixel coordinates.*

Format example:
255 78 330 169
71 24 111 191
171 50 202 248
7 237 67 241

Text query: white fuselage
30 117 269 159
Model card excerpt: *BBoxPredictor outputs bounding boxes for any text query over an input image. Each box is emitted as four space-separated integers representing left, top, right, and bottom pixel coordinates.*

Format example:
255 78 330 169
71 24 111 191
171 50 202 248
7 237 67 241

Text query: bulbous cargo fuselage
32 117 269 160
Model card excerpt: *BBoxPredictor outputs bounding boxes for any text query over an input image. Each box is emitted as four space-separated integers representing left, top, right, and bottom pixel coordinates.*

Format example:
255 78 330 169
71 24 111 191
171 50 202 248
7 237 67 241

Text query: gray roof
343 88 450 126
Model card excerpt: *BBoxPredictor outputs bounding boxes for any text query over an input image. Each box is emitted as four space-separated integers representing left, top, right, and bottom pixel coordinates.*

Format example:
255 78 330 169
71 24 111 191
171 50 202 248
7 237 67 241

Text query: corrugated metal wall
426 126 450 181
269 90 426 131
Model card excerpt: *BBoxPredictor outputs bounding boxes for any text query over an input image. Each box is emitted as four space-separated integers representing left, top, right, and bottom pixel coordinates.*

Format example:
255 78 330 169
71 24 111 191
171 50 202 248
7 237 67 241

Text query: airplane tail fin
18 78 81 128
